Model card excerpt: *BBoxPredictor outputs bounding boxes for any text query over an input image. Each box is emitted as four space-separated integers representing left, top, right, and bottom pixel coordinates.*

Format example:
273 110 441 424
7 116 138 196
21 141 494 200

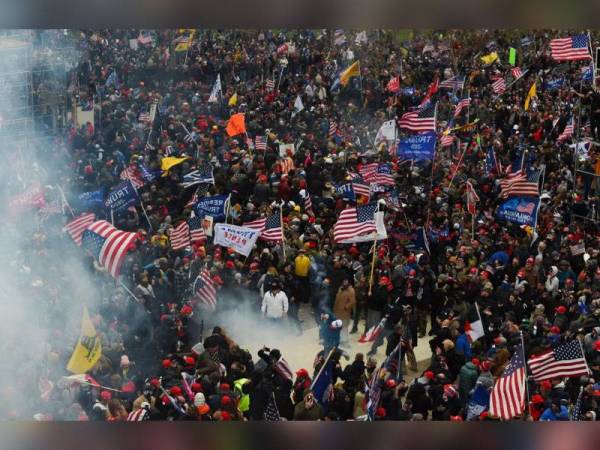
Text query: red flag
466 181 480 215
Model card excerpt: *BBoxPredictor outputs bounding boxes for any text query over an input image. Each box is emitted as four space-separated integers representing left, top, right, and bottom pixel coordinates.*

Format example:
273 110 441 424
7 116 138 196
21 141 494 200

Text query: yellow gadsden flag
161 156 189 176
524 80 537 111
340 61 361 87
66 307 102 374
480 52 498 65
228 92 238 106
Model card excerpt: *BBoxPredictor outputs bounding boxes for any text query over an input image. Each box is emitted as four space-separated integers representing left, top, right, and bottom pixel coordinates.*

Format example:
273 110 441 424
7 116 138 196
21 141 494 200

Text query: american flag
274 357 293 382
386 76 400 93
126 407 150 421
399 102 436 132
255 135 267 151
368 164 395 187
280 156 295 175
492 77 506 94
334 29 346 46
193 269 217 310
359 163 379 181
328 121 338 138
466 180 479 215
120 165 144 189
184 130 198 144
570 387 584 421
367 341 402 420
333 203 378 243
169 221 191 250
453 93 471 118
489 343 526 420
500 169 541 198
557 118 574 143
64 213 95 246
244 213 283 241
138 112 151 123
440 132 455 147
527 340 590 381
185 184 211 208
359 317 386 343
511 67 523 80
266 79 275 91
352 181 371 198
439 74 465 90
303 192 313 214
264 392 281 421
188 216 207 243
550 35 591 61
137 31 153 45
81 220 138 278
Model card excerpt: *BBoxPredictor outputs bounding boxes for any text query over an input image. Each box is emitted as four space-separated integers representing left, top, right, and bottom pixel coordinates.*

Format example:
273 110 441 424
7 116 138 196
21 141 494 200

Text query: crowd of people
7 28 600 421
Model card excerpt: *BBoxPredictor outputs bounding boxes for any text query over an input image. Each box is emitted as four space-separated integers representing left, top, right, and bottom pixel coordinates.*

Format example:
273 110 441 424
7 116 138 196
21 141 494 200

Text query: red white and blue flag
550 35 591 61
81 220 138 278
193 269 217 311
489 344 526 420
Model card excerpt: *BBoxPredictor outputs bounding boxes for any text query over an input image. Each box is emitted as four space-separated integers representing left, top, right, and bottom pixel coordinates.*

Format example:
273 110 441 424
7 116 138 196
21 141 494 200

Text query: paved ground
226 303 433 383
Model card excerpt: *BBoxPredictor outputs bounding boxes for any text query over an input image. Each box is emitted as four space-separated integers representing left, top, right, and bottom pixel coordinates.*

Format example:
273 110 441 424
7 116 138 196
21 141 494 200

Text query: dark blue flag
335 183 357 202
545 78 565 91
192 194 229 220
466 384 490 420
312 359 334 408
75 188 105 211
397 131 436 161
497 196 540 226
104 180 139 212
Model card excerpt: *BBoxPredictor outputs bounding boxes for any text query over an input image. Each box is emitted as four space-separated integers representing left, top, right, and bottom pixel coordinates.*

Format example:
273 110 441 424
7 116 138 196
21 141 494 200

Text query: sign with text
214 223 260 256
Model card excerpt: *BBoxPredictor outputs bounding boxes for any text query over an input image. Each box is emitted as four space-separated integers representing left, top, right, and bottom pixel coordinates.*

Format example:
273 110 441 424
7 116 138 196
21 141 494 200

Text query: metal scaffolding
0 30 75 153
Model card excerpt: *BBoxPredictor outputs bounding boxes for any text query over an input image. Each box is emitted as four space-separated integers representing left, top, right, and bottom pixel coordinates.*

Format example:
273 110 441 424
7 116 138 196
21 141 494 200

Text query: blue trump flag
497 196 540 226
104 180 139 212
312 358 334 408
75 187 105 211
335 183 357 202
193 194 229 220
466 384 490 420
398 131 436 161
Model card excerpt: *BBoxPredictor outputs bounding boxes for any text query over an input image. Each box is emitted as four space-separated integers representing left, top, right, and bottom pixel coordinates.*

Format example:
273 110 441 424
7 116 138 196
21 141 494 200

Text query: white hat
194 392 206 407
331 319 343 329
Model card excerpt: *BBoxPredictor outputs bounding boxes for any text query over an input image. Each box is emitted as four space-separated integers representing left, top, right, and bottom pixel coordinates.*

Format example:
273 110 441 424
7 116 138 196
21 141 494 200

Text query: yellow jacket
294 254 311 277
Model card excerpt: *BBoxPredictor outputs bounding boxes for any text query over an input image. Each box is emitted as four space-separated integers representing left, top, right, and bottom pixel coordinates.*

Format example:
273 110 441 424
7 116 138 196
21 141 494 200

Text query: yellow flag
524 80 537 111
480 52 498 65
66 307 102 374
340 61 360 86
161 156 189 175
228 92 238 106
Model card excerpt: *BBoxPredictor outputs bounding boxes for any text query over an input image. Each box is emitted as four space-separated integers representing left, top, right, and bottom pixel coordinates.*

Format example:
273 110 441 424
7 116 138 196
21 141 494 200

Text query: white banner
214 223 260 257
374 120 398 146
279 143 295 157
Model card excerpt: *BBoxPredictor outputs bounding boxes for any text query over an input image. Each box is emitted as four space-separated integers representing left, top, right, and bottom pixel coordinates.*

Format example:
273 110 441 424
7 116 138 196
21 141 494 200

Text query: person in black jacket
365 277 391 341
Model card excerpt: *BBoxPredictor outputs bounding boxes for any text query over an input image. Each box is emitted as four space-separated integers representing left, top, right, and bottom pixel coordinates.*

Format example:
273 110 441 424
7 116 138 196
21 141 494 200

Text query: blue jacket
539 406 569 421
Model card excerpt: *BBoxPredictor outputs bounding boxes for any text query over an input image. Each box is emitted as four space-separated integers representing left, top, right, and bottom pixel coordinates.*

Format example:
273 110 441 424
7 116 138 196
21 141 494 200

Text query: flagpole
367 238 377 296
505 69 530 91
280 206 286 261
519 331 532 420
448 139 468 189
117 278 145 307
123 174 154 233
57 185 75 218
577 337 592 375
310 346 337 390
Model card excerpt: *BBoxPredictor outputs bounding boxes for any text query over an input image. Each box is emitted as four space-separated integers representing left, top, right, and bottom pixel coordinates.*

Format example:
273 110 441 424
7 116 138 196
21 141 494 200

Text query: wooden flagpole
367 238 377 296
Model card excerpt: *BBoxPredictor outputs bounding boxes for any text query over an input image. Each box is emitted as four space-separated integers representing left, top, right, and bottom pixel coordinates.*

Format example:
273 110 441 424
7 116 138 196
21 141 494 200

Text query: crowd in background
5 29 600 421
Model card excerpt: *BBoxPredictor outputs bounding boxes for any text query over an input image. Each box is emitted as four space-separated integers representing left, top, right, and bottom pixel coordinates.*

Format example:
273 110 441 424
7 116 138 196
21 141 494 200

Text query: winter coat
458 362 479 399
333 286 356 321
